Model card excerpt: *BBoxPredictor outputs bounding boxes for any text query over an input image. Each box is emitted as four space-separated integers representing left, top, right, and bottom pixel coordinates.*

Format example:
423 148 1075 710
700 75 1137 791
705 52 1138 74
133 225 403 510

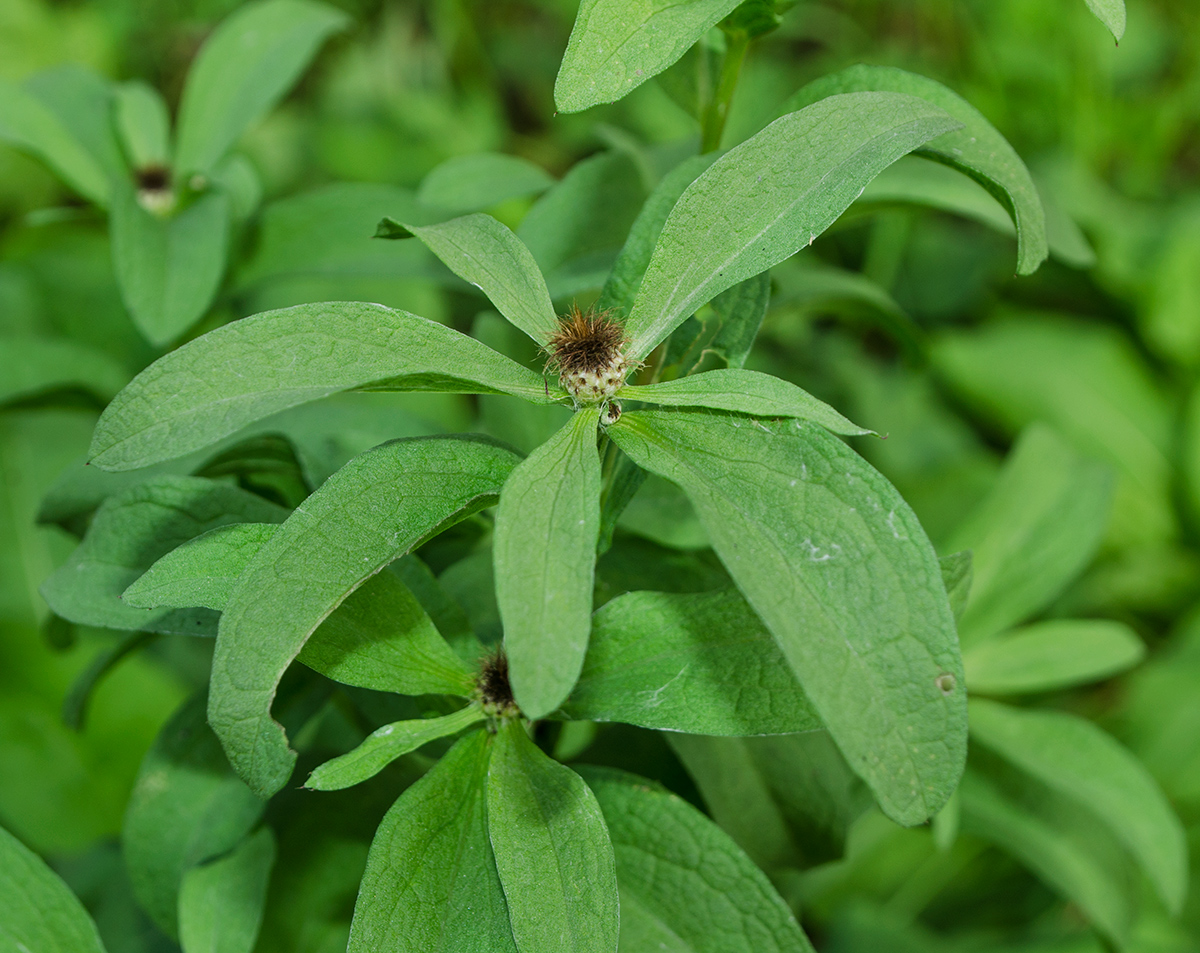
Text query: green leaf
487 721 618 953
123 522 278 611
395 215 560 344
495 408 602 719
609 410 965 826
174 0 349 175
0 822 107 953
0 76 112 205
0 335 127 407
62 630 156 731
624 93 962 361
114 81 171 169
968 698 1187 913
786 66 1048 275
554 0 742 113
622 369 874 436
24 65 129 186
209 435 518 796
40 476 287 636
178 827 276 953
348 731 517 953
943 424 1113 644
1085 0 1126 41
938 551 972 623
307 706 484 792
123 695 265 938
564 588 820 735
580 767 816 953
964 619 1144 695
615 472 707 550
110 184 230 346
90 301 559 471
417 153 555 214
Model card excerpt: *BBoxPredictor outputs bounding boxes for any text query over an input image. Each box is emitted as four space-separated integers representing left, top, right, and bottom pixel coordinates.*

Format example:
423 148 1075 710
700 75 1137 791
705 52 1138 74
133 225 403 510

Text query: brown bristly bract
476 649 520 720
544 303 632 403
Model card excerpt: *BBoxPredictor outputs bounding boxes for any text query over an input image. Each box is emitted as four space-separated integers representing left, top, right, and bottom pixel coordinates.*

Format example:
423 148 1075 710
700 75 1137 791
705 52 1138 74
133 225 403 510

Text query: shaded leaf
178 828 276 953
0 335 127 407
114 81 171 169
938 551 972 623
418 153 555 214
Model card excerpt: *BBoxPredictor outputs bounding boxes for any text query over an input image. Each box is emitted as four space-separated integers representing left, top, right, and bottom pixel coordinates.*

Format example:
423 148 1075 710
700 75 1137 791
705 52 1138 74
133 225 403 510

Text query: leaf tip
375 217 415 240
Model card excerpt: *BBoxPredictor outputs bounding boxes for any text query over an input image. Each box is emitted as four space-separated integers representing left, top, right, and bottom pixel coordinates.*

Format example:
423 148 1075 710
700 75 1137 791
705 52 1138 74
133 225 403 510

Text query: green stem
700 31 750 153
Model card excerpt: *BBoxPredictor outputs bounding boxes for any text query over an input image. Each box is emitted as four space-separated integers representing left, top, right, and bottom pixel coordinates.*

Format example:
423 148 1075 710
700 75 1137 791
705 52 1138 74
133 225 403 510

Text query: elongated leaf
393 215 559 344
969 698 1187 912
178 827 276 953
90 301 559 471
0 822 107 953
115 81 171 168
1085 0 1126 41
625 93 961 360
418 153 555 214
174 0 348 175
0 76 112 204
943 424 1113 644
564 588 820 734
0 335 127 407
62 630 156 731
609 410 965 825
554 0 742 113
964 619 1144 695
123 696 265 938
24 65 128 185
210 436 518 796
939 551 972 622
623 369 873 436
348 731 517 953
307 706 484 792
488 721 618 953
786 65 1047 275
580 767 816 953
495 408 602 719
124 522 278 611
40 476 287 636
110 185 230 346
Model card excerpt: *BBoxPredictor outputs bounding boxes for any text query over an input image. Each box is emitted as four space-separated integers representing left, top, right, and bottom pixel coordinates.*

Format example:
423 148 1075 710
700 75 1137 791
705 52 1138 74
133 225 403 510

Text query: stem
700 31 749 153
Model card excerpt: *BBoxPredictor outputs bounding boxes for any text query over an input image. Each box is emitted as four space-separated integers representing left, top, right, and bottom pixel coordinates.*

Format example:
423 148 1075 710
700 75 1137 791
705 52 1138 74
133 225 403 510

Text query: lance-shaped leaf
964 619 1144 695
389 215 559 344
1085 0 1125 41
348 731 517 953
110 184 231 346
174 0 349 175
579 767 816 953
609 410 965 826
307 706 484 791
115 81 171 169
495 408 602 720
487 721 618 953
785 65 1048 275
178 827 276 953
554 0 742 113
40 476 287 636
209 435 519 796
90 301 559 471
623 93 962 361
969 698 1187 913
564 588 820 735
0 335 127 407
622 369 873 436
0 823 107 953
417 153 555 215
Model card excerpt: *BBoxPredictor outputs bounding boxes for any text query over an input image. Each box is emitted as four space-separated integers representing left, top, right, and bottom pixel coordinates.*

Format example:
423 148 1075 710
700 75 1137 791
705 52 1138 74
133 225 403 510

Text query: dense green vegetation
2 0 1200 950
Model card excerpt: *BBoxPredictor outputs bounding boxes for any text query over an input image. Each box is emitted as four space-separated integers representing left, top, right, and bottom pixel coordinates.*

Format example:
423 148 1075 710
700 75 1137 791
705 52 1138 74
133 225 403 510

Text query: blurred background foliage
3 0 1200 950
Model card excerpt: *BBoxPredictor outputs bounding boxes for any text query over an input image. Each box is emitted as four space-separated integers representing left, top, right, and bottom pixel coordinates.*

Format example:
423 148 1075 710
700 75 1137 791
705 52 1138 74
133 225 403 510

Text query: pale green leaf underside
89 301 558 471
785 65 1048 275
968 698 1187 913
487 722 619 953
622 369 873 436
398 215 560 344
624 92 963 361
581 767 815 953
564 588 820 735
964 619 1144 695
0 336 127 407
209 435 518 797
306 706 485 791
1085 0 1126 41
554 0 742 113
348 731 517 953
178 827 275 953
495 408 602 719
610 410 965 826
